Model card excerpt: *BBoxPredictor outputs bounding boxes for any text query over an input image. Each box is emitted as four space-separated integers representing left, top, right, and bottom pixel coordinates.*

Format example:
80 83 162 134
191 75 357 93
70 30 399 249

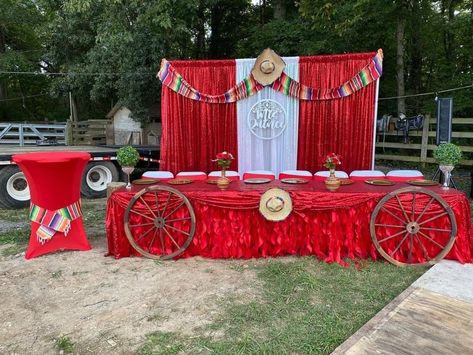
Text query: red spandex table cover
13 152 92 259
106 181 473 265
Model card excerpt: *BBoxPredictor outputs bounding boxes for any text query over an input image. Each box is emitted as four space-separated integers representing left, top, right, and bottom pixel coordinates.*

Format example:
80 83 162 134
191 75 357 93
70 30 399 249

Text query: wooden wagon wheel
124 185 196 260
370 187 457 266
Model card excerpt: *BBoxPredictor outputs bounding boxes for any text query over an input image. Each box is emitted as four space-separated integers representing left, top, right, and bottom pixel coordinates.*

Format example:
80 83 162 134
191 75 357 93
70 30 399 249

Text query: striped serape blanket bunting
29 201 82 244
157 49 383 103
158 59 263 103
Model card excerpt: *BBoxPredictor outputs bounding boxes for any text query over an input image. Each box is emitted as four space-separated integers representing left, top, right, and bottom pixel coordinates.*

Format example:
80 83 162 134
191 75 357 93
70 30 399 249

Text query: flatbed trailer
0 145 159 209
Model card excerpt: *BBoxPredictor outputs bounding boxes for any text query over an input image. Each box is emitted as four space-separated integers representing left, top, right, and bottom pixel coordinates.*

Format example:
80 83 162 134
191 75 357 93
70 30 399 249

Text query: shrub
116 145 140 167
433 143 463 166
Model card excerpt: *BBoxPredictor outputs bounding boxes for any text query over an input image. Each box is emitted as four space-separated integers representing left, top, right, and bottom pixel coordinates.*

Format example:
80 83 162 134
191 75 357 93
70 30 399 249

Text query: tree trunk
194 4 206 59
396 15 406 115
410 0 422 112
441 0 460 62
273 0 286 20
260 0 266 25
209 3 223 58
0 26 6 120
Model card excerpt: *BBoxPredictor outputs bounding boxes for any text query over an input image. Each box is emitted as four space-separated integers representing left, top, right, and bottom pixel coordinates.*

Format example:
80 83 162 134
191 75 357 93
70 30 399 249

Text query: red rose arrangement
323 153 342 170
213 151 234 169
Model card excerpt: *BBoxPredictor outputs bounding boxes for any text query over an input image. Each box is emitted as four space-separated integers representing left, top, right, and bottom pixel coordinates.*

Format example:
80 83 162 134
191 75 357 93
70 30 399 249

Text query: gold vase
325 168 341 192
217 168 231 189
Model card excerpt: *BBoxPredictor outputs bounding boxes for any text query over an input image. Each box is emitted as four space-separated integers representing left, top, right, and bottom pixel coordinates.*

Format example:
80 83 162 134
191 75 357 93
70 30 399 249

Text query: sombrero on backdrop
259 188 293 221
251 48 286 86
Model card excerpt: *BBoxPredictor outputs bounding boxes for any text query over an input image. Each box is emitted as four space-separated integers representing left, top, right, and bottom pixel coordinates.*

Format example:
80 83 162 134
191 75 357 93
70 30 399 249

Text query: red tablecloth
106 180 473 265
13 152 92 259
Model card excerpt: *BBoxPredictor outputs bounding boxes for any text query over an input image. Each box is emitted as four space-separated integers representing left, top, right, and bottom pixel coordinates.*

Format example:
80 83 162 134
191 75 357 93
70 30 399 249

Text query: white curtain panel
236 57 299 177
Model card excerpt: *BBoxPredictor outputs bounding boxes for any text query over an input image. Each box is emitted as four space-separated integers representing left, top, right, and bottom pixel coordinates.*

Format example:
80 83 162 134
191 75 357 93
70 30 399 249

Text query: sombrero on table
259 188 293 221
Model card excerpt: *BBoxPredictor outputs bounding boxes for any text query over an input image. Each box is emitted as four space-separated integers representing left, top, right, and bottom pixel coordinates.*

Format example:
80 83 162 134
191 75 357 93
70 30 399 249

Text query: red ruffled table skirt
106 181 473 265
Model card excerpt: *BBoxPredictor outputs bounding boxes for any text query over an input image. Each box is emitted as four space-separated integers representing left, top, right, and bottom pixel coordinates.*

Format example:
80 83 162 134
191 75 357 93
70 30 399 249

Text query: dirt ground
0 199 261 354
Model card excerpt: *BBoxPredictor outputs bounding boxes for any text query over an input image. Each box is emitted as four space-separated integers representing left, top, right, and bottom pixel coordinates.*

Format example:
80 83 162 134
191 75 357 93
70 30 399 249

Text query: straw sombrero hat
251 48 286 86
259 188 292 221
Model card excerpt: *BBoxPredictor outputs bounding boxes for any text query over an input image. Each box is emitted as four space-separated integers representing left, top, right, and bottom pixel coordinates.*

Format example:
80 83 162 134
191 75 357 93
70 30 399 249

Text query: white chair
279 170 313 181
208 170 240 181
349 170 385 181
313 170 349 181
242 170 276 181
142 171 174 180
386 170 423 182
176 171 207 181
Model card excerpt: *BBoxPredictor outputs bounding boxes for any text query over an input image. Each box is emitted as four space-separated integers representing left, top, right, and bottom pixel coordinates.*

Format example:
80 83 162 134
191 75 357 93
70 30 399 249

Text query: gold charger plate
407 179 439 186
280 178 308 184
206 179 219 184
244 178 271 184
339 178 354 185
133 178 157 185
167 178 193 185
365 179 395 186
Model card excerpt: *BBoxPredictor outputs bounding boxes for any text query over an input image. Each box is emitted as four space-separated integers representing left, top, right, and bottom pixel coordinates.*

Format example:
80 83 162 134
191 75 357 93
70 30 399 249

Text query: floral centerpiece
322 153 342 191
212 151 234 188
323 153 342 171
213 151 234 171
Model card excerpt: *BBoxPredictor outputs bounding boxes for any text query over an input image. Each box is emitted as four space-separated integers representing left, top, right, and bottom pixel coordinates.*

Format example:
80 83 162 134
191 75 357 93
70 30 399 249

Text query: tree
1 0 472 122
41 0 254 121
0 0 58 121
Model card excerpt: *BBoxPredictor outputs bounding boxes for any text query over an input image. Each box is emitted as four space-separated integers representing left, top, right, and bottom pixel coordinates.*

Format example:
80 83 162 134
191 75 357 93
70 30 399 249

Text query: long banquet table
106 180 473 265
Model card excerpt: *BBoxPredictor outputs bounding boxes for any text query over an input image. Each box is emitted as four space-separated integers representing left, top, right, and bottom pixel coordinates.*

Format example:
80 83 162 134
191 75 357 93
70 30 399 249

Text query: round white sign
247 99 287 140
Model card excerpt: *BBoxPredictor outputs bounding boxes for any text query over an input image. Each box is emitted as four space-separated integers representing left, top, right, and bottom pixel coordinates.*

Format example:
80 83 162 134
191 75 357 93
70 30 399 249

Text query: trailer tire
81 161 119 198
0 166 30 209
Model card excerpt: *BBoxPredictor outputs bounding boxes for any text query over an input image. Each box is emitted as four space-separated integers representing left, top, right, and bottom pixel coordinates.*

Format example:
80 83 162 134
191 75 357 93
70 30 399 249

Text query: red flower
213 151 234 169
323 153 342 170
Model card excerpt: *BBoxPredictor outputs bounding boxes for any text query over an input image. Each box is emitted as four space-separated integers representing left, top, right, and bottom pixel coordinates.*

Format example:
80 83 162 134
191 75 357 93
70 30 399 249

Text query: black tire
0 166 30 209
81 161 119 198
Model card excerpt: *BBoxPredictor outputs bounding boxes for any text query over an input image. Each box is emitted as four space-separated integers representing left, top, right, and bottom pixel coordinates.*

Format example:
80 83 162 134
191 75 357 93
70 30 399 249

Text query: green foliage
116 145 140 167
55 335 74 354
433 143 463 166
0 228 29 245
0 228 29 256
0 0 62 121
1 0 473 121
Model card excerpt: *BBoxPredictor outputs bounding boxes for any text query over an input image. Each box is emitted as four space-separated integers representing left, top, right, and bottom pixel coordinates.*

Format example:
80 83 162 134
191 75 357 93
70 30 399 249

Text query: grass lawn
0 228 30 256
139 258 426 355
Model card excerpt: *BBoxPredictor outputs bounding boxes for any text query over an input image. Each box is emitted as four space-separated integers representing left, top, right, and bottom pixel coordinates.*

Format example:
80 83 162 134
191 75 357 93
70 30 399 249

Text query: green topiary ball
433 143 463 166
116 145 140 167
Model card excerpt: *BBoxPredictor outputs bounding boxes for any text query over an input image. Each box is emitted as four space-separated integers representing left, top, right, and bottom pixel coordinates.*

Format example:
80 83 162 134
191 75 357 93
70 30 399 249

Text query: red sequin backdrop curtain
160 53 377 174
297 52 377 173
160 60 237 173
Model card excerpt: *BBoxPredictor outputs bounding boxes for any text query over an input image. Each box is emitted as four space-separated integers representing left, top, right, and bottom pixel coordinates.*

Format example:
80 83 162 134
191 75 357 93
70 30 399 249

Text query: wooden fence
375 116 473 166
66 119 111 145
